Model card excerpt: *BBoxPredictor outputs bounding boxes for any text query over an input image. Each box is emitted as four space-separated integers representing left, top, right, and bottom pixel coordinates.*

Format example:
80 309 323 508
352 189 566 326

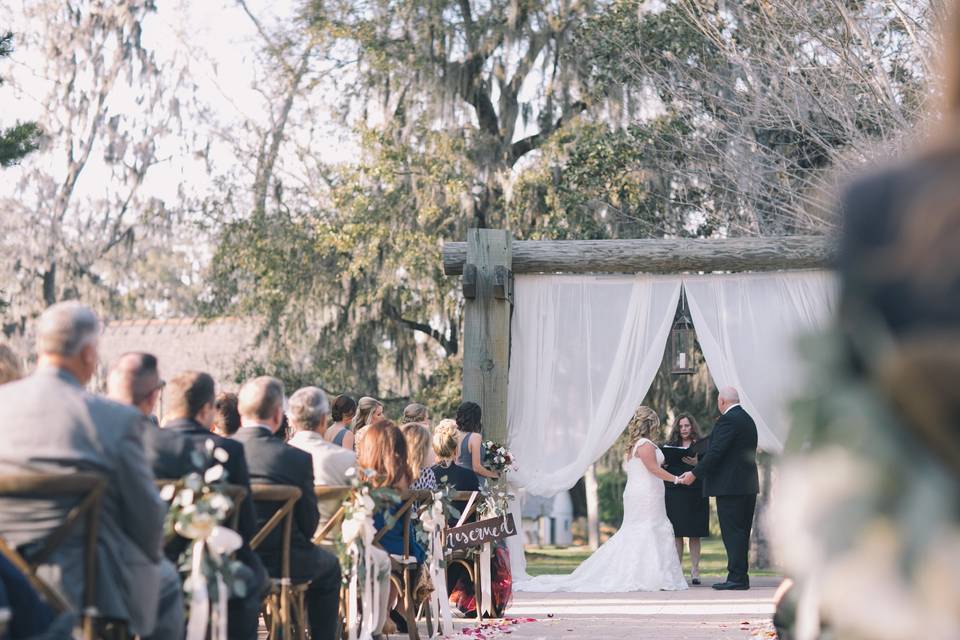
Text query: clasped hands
676 471 696 485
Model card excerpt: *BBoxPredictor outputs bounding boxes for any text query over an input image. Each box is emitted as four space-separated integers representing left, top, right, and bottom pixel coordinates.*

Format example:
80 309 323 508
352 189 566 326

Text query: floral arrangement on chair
160 440 248 640
417 486 461 636
335 467 397 640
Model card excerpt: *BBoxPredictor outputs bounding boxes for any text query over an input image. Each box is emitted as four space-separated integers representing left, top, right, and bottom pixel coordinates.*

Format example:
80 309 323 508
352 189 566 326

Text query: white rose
204 465 225 484
176 511 216 540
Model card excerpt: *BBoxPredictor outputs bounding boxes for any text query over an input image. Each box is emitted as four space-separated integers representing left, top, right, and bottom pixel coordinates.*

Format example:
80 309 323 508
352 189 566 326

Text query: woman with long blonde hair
518 405 687 593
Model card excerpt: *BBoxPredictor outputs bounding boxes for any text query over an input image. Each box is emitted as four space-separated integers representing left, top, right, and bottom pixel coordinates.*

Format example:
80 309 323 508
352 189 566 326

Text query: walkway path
423 577 780 639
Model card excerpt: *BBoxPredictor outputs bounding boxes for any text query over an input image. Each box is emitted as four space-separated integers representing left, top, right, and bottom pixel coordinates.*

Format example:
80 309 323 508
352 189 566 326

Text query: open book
661 437 710 466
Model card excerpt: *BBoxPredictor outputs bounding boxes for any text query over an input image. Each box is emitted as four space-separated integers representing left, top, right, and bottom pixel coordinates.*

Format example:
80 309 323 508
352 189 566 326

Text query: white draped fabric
507 274 682 496
683 271 837 452
505 270 837 579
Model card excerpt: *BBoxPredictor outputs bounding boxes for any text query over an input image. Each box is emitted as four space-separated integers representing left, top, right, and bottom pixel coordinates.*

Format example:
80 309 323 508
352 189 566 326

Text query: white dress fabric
515 439 687 593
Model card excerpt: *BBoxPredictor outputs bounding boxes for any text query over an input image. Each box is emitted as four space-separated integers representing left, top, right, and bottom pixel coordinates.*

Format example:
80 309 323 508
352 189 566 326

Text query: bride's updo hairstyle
624 406 661 458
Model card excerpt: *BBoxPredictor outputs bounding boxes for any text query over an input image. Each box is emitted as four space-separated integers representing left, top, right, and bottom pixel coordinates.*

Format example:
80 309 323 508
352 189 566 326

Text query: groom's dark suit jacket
692 405 759 497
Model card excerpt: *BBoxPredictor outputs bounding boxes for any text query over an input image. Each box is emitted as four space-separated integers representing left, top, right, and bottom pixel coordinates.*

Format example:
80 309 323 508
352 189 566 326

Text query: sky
0 0 354 207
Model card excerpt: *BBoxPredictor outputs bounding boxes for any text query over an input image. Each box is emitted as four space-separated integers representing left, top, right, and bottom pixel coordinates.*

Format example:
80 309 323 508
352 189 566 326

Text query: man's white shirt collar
722 403 741 415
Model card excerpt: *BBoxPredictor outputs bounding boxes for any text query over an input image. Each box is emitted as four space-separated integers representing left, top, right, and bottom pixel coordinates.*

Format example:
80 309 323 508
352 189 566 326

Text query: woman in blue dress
356 419 425 564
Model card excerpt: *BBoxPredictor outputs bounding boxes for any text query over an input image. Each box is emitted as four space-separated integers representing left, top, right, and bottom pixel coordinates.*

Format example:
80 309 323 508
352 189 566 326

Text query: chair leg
403 566 419 640
281 585 293 639
295 588 307 640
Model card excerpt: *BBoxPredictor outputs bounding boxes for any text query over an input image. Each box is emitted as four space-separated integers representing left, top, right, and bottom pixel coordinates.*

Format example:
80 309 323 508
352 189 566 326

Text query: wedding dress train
516 438 688 592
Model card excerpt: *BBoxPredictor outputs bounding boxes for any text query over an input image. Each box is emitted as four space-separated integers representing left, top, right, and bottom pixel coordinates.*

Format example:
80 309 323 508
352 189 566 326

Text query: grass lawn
525 538 781 577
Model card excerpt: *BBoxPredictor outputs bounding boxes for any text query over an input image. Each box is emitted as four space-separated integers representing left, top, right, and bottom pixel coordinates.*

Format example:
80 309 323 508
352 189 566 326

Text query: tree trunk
585 464 600 551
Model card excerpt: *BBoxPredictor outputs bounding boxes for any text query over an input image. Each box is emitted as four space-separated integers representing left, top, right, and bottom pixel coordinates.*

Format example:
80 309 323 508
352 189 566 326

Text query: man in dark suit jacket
108 360 267 640
233 376 341 640
681 387 759 590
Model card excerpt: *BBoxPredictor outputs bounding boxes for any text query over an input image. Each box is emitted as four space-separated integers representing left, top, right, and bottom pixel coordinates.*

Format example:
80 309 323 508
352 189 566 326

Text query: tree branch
383 302 457 356
509 100 586 164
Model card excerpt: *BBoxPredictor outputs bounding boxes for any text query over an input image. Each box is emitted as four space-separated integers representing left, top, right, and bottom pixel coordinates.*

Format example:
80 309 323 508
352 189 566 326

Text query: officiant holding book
662 413 710 584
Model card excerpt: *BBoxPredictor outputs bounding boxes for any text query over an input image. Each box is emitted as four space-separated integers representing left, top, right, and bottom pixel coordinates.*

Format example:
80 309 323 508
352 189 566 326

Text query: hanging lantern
671 294 696 375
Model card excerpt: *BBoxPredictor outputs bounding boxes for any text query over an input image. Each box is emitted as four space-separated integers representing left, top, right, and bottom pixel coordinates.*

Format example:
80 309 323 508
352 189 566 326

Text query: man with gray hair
234 377 342 640
287 386 392 637
0 302 183 638
287 387 358 526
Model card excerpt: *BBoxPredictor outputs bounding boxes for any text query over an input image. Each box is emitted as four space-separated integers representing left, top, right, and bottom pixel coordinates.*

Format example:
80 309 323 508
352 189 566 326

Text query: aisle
420 576 780 639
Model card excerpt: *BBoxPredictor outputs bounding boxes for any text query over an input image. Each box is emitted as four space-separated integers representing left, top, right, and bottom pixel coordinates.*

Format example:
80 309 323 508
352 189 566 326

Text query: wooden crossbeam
442 235 834 276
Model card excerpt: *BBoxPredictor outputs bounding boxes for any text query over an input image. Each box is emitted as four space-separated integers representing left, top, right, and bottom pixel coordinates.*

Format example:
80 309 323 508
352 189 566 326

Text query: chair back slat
450 491 481 525
311 485 351 545
371 489 432 553
249 484 301 580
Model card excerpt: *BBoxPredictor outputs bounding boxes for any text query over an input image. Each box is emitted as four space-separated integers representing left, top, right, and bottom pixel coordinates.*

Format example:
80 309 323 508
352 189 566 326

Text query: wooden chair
309 485 352 640
443 491 483 620
373 488 432 640
249 484 307 640
0 472 106 640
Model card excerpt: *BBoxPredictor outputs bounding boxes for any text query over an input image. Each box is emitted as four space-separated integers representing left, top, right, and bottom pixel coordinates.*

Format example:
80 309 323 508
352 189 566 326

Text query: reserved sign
445 514 518 551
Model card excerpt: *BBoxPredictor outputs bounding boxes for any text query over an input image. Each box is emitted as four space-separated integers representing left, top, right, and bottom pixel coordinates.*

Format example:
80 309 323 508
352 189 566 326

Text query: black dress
663 446 710 538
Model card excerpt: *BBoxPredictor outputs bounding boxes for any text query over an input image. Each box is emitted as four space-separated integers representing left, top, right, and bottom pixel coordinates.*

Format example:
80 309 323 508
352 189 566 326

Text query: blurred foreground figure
774 8 960 639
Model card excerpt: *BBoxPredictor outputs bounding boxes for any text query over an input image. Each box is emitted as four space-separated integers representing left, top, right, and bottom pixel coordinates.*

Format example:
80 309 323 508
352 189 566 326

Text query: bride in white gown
517 406 688 592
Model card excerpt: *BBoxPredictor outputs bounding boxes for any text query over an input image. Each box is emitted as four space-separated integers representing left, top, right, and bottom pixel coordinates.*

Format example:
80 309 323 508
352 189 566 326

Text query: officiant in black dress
662 414 710 584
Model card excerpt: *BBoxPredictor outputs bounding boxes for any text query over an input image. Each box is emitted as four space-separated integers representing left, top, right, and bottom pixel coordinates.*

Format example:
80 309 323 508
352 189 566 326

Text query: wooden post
463 229 512 443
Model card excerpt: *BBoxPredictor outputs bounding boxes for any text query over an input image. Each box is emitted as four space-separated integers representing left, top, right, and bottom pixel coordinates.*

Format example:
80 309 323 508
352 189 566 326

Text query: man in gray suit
0 302 184 639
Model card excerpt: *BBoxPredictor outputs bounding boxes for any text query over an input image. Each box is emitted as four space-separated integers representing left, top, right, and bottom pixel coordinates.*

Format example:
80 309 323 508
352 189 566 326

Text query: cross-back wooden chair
372 488 433 640
249 484 307 640
309 485 353 640
0 472 107 640
155 479 248 544
443 491 483 620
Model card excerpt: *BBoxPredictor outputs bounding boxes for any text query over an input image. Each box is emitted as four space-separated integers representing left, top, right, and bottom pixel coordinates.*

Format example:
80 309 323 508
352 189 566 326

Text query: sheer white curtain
684 271 838 452
506 274 682 496
505 274 681 579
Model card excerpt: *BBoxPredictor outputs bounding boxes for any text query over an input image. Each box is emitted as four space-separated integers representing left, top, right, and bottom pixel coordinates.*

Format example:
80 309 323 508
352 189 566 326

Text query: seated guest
402 403 429 428
454 402 498 479
357 420 427 633
0 341 23 385
233 377 341 640
151 370 266 640
431 419 480 526
401 423 437 491
351 396 383 445
287 386 391 637
286 387 358 525
107 352 190 475
325 394 356 450
212 392 241 437
356 420 425 564
0 302 180 639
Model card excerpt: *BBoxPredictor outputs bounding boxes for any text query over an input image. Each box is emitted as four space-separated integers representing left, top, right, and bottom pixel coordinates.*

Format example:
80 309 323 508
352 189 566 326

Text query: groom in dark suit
680 387 759 590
